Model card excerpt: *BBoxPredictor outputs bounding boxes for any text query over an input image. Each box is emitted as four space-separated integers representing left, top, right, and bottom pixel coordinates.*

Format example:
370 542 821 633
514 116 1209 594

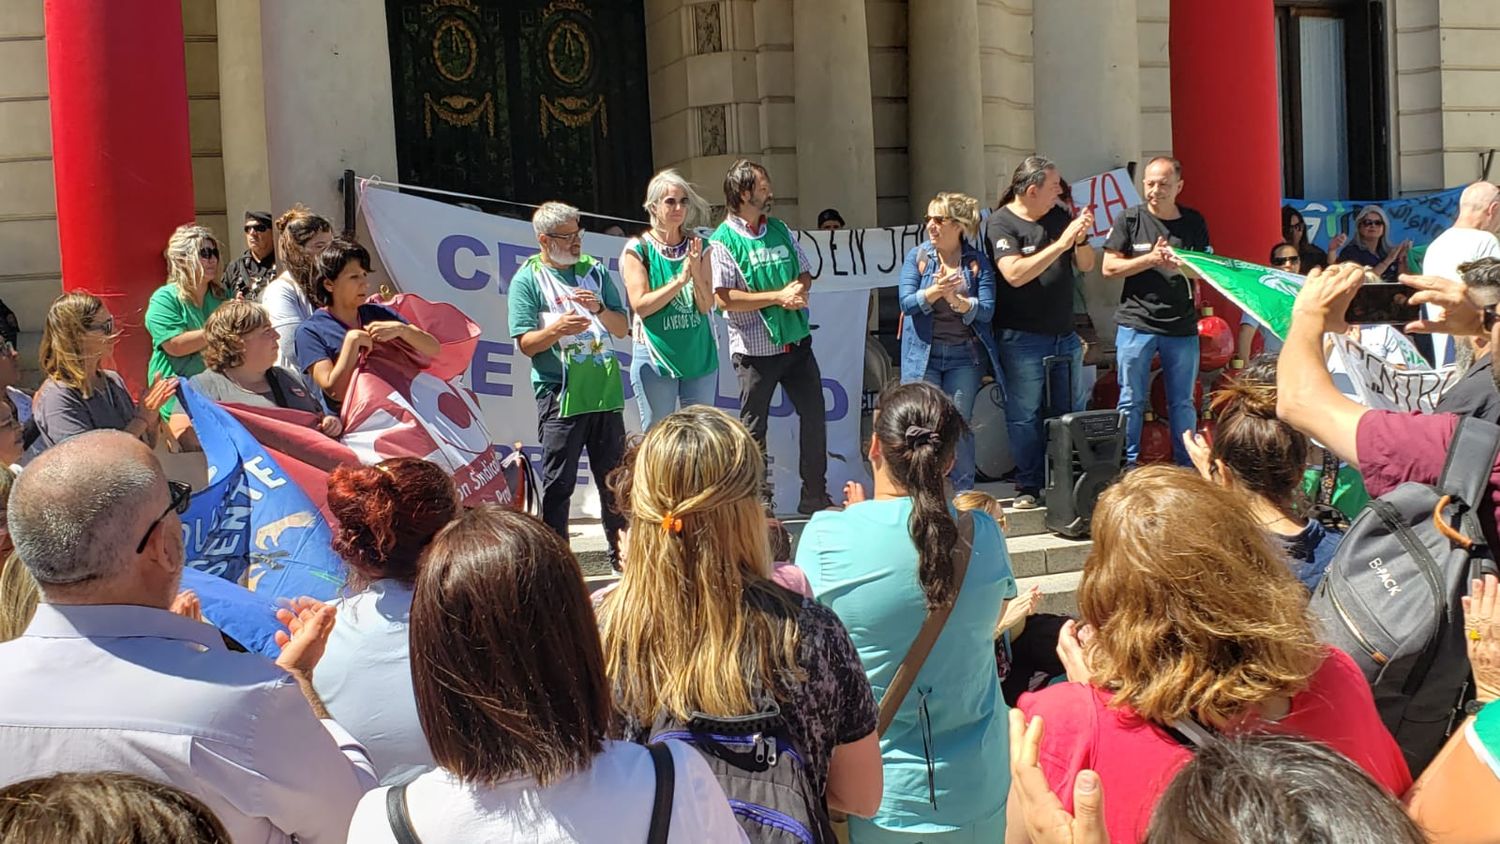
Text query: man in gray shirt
0 431 376 842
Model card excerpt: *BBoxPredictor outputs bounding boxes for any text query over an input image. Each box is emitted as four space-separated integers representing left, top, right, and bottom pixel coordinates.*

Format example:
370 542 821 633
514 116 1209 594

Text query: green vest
710 217 810 347
629 238 718 380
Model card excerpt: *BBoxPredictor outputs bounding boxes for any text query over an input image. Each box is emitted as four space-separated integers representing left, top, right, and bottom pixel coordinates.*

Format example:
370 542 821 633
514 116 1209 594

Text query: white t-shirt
261 272 316 371
1422 226 1500 368
344 740 749 843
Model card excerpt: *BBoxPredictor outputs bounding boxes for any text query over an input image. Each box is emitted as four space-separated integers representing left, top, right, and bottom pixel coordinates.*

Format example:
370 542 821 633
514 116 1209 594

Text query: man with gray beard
508 201 631 567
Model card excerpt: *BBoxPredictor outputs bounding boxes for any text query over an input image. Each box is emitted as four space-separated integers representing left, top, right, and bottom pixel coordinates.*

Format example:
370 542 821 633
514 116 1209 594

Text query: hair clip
660 512 684 534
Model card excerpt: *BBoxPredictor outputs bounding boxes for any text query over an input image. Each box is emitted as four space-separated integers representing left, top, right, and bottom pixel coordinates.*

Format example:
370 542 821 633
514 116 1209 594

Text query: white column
792 0 877 228
216 0 272 225
259 0 400 239
908 0 986 204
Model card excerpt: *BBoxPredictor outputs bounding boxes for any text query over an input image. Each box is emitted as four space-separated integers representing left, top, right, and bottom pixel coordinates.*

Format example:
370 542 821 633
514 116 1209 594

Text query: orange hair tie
660 512 684 534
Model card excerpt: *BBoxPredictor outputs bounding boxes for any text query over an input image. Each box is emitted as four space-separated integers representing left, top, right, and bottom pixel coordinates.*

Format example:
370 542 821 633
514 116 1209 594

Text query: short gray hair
532 202 581 238
643 169 710 232
10 431 162 585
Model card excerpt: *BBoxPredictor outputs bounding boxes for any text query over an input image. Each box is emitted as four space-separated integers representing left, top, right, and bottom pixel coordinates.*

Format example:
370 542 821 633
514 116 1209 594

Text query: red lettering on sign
1099 173 1129 235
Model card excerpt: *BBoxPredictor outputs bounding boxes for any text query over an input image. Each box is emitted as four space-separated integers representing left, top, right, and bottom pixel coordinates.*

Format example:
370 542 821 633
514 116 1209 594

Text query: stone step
1017 569 1083 618
1006 531 1092 578
998 503 1049 538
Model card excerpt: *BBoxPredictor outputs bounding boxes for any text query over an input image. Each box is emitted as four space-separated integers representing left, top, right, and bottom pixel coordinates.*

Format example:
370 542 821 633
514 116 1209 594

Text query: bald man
0 431 376 843
1423 181 1500 368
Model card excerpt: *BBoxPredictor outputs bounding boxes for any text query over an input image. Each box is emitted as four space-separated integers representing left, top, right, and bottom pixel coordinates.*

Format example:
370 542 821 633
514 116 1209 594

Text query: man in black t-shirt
223 210 279 301
1102 156 1212 467
986 155 1097 508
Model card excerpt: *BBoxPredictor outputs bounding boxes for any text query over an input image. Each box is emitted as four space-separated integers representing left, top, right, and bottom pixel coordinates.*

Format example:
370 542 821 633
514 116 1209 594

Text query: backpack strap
875 511 976 737
385 784 422 844
1436 417 1500 550
646 742 675 844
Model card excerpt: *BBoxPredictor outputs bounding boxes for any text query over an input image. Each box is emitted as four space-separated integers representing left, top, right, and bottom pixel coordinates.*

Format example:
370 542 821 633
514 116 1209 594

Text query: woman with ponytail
598 404 883 825
797 381 1016 842
312 457 459 784
1182 355 1344 591
261 205 334 371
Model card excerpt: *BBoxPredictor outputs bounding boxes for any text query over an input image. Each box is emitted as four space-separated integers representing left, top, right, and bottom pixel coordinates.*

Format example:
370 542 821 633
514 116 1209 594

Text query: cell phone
1343 282 1419 325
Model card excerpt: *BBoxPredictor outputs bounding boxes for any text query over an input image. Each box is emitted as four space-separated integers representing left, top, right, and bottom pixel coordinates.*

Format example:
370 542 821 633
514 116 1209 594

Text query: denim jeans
1116 325 1199 466
915 340 983 491
995 329 1085 492
629 342 719 431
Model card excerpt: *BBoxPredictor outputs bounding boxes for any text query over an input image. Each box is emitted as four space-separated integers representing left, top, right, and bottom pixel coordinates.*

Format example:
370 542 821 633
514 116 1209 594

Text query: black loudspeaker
1043 411 1126 539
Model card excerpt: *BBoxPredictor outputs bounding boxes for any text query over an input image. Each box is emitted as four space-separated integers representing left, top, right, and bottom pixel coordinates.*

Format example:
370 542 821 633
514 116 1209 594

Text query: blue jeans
914 340 983 491
630 342 720 431
1116 325 1199 466
995 330 1085 492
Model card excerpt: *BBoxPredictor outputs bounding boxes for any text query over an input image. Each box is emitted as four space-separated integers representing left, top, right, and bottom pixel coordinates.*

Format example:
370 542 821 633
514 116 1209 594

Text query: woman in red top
1008 466 1411 844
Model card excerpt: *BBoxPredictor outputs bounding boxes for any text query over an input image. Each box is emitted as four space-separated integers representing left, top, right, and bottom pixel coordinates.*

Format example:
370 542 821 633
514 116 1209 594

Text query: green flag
1174 249 1304 340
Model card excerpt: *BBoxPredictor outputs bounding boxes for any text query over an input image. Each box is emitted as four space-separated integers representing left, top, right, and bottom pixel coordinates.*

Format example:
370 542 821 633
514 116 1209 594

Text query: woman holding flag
294 238 440 413
620 169 719 430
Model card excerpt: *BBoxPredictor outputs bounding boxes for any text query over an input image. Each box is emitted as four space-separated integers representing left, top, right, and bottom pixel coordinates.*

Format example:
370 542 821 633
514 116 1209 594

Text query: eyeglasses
135 480 192 555
545 229 583 243
244 222 270 233
925 215 954 226
1359 218 1384 228
86 316 115 335
198 246 220 260
1271 255 1300 267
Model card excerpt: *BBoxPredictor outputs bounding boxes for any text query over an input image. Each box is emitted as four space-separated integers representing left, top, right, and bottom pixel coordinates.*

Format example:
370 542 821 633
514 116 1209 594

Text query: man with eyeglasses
1102 155 1212 468
508 201 630 567
0 431 378 842
224 210 279 301
711 159 834 514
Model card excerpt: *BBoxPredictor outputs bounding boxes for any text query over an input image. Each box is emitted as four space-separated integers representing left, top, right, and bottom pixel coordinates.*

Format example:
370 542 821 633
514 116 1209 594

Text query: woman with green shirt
145 223 226 427
797 382 1015 842
620 169 719 430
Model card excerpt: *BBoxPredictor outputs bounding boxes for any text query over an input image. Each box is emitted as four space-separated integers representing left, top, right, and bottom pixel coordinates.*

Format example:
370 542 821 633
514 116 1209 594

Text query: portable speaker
1043 410 1126 539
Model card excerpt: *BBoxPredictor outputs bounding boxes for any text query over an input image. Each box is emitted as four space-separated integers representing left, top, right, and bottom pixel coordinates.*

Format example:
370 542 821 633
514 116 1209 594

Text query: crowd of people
4 151 1500 844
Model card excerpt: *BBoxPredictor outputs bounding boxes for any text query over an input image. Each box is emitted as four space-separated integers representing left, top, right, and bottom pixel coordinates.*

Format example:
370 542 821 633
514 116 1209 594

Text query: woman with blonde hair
145 224 226 425
1009 465 1411 843
31 292 176 452
1341 204 1411 282
261 205 334 370
897 192 999 491
620 169 718 430
599 405 883 839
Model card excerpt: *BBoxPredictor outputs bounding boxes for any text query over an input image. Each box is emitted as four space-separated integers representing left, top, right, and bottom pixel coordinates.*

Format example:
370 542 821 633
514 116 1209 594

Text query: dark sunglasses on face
1484 302 1500 332
1359 218 1384 228
1271 255 1299 267
136 480 192 554
244 223 271 233
925 215 953 227
87 316 115 335
198 246 220 260
1289 221 1305 230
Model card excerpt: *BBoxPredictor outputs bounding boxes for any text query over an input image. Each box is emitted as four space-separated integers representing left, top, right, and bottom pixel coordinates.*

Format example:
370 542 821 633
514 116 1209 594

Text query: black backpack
1309 416 1500 775
647 707 833 844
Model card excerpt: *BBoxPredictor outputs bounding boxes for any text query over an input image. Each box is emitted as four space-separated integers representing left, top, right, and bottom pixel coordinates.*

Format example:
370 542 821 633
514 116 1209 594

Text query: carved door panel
386 0 653 221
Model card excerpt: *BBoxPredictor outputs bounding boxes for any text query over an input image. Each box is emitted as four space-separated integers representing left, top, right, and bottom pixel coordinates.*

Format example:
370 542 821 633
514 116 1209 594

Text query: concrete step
1006 531 1092 578
1018 570 1083 618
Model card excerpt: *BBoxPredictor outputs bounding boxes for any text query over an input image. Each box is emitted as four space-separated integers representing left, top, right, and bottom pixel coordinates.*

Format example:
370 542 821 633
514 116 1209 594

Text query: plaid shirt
710 213 813 357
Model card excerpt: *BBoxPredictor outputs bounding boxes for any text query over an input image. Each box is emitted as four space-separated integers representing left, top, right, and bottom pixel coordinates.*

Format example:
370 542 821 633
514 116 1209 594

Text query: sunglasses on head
198 246 220 260
1359 218 1384 228
244 222 270 233
1271 255 1299 267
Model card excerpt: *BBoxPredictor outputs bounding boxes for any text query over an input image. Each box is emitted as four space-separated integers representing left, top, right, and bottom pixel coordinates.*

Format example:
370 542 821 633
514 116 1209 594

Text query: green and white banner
1173 249 1303 340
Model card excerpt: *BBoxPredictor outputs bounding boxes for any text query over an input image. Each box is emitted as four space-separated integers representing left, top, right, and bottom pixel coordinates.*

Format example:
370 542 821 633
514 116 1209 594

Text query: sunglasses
1271 255 1300 267
87 316 115 335
925 215 954 226
136 480 192 554
1359 218 1385 228
1484 303 1500 332
1288 221 1305 231
244 222 270 233
198 246 220 260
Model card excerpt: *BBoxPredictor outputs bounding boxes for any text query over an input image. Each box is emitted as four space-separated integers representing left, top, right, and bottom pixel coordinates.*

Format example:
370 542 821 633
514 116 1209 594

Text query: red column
1169 0 1280 322
45 0 195 394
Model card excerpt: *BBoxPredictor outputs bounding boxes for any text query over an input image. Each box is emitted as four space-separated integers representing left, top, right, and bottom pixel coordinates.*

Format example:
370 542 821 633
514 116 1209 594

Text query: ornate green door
386 0 653 222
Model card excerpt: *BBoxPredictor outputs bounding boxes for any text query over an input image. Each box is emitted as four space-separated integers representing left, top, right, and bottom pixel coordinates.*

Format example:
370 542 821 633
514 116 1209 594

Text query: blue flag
177 382 346 618
178 566 283 657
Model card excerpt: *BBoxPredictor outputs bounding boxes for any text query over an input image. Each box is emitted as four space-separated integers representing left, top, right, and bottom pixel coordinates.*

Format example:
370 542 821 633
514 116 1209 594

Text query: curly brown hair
201 300 271 372
1079 465 1324 726
326 457 459 590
